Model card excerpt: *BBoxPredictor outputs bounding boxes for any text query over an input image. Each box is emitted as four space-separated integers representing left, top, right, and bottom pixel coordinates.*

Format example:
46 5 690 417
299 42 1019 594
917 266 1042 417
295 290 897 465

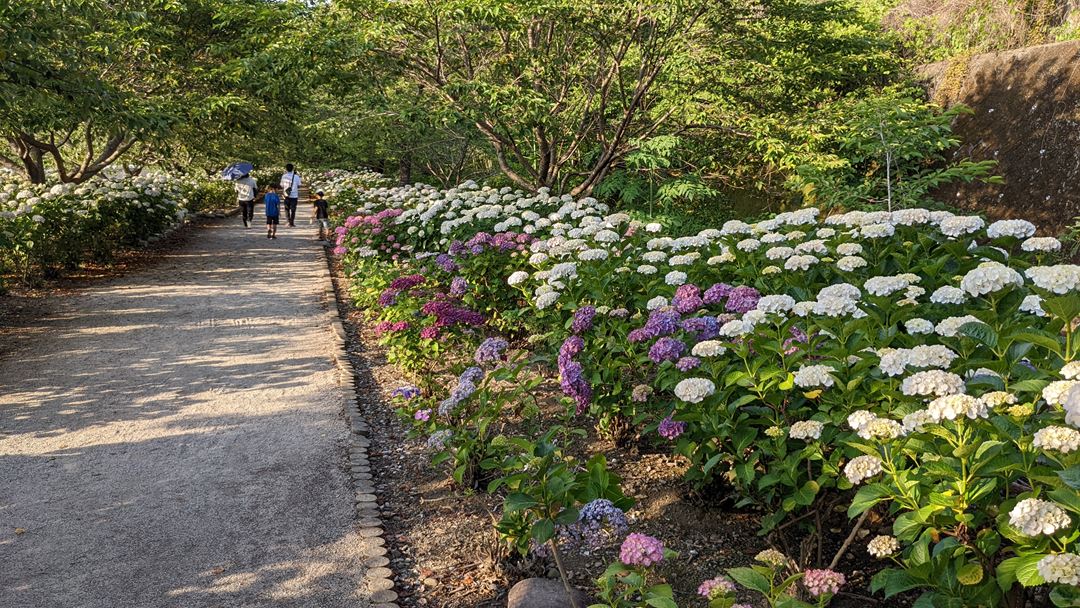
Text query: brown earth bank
920 40 1080 234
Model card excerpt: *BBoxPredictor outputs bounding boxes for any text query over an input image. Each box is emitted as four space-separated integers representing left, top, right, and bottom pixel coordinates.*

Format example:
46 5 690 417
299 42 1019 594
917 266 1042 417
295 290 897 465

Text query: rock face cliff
919 40 1080 233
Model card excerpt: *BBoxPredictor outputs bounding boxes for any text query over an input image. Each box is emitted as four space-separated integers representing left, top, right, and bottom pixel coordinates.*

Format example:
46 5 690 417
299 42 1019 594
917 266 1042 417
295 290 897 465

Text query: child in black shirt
312 190 329 241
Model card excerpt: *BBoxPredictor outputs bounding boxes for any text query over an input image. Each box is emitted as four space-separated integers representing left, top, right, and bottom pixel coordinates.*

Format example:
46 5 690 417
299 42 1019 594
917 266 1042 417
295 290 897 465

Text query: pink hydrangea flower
619 533 664 567
803 569 845 598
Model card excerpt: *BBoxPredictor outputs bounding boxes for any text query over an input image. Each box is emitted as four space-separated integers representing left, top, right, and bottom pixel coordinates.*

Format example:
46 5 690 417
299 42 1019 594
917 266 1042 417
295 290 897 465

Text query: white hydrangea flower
867 535 900 558
664 271 687 286
784 254 818 271
939 216 985 238
844 455 883 485
756 295 796 314
719 319 752 338
902 370 965 397
1062 362 1080 380
762 265 781 275
979 391 1017 409
935 315 981 338
902 409 935 433
1021 237 1061 252
1044 381 1079 406
646 296 669 310
847 410 877 432
593 229 620 243
836 256 867 272
860 417 904 440
1038 554 1080 586
987 219 1036 239
836 243 863 256
861 223 895 238
905 318 934 334
720 220 752 235
637 264 658 275
927 394 987 421
736 238 761 252
535 292 561 310
765 246 795 260
792 301 815 317
864 275 910 297
1021 295 1046 316
645 222 663 233
930 286 967 305
1026 265 1080 294
789 420 824 440
761 232 786 244
891 209 930 226
507 271 529 286
642 250 668 264
794 364 835 388
578 248 608 261
674 378 716 403
742 310 768 326
812 296 859 317
1033 426 1080 453
959 262 1023 296
1009 498 1071 536
691 341 726 357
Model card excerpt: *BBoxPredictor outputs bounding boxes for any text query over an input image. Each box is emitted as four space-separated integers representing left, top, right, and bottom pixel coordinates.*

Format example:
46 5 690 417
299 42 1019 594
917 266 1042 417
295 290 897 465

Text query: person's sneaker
271 234 277 239
267 231 271 239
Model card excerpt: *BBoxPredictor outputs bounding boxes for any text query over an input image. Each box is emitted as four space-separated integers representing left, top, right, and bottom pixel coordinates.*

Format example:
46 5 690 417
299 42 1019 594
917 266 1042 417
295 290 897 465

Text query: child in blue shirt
263 185 282 239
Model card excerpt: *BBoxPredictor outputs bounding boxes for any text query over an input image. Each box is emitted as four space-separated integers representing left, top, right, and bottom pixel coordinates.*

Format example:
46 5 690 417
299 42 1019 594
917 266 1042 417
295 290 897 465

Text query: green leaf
870 568 922 598
959 321 998 349
1058 465 1080 490
727 567 771 594
503 492 539 513
530 518 556 543
997 554 1046 589
848 483 889 517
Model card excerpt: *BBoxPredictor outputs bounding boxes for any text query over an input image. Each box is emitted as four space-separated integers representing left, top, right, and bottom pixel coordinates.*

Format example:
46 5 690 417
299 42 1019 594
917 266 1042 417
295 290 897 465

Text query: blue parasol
220 161 254 181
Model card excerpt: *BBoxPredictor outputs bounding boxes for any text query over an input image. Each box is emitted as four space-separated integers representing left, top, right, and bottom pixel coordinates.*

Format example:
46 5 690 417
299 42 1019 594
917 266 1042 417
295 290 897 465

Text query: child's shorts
266 215 279 225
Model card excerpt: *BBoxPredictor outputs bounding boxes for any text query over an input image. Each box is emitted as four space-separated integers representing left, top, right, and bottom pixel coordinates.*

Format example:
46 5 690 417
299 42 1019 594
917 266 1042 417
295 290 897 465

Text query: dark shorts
266 215 279 225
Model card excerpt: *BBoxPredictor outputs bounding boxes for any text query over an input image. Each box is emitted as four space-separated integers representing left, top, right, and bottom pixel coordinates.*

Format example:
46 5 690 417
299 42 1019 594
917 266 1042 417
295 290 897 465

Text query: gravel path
0 211 382 607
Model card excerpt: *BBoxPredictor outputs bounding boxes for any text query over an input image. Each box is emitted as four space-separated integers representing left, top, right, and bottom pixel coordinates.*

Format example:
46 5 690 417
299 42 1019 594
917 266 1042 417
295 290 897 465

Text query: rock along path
0 209 384 607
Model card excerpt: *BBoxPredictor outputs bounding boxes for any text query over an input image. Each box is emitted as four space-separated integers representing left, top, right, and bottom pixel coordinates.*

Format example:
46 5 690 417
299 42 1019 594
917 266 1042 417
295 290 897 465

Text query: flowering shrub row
334 176 1080 607
0 172 190 286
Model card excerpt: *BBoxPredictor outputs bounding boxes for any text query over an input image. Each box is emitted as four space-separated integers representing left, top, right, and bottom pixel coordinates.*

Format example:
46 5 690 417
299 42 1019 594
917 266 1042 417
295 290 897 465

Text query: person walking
312 190 329 241
280 163 301 227
264 184 282 239
234 172 258 228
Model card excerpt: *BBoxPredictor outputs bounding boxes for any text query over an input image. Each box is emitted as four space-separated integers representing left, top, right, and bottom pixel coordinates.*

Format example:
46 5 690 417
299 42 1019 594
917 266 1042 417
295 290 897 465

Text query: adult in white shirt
280 163 301 227
234 173 258 228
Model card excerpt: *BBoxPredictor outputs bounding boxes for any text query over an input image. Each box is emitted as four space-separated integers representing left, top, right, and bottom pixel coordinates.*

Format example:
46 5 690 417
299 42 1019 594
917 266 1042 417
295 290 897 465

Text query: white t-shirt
280 171 301 198
234 177 257 202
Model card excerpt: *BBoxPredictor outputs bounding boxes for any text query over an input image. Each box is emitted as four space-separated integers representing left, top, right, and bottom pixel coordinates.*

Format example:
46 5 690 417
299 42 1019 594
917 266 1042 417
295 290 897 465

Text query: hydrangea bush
0 172 190 285
334 177 1080 607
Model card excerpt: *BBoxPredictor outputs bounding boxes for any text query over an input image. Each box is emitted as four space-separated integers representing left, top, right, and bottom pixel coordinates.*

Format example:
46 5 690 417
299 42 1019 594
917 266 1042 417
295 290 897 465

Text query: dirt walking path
0 208 385 607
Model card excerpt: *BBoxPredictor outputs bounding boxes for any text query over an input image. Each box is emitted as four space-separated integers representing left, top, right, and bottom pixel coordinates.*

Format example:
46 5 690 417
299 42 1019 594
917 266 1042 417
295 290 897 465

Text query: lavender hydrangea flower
474 337 509 364
558 336 591 414
649 337 686 363
571 305 596 335
676 356 700 371
414 409 432 422
426 429 452 451
725 286 761 313
564 499 629 550
391 385 421 399
619 533 664 567
658 415 687 440
459 366 485 385
449 276 468 297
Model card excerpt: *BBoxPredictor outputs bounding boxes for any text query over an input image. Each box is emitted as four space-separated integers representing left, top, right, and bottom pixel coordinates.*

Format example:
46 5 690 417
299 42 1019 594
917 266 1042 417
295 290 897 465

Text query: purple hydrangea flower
675 356 700 371
681 316 719 341
703 283 733 305
619 533 664 567
378 289 399 308
627 328 650 343
698 576 737 599
448 240 466 256
474 337 509 364
725 286 761 313
459 366 485 385
435 253 457 273
571 306 596 335
414 409 432 422
388 274 426 291
649 337 686 363
426 429 452 451
558 335 585 366
643 308 681 338
658 415 687 440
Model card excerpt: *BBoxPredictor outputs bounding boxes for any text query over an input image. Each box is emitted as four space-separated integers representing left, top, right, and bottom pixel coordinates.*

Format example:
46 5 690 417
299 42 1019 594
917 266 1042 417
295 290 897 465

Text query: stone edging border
318 244 401 608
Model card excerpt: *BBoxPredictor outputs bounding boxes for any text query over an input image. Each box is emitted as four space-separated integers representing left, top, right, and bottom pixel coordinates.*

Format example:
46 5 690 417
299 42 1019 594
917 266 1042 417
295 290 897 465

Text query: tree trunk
397 154 412 185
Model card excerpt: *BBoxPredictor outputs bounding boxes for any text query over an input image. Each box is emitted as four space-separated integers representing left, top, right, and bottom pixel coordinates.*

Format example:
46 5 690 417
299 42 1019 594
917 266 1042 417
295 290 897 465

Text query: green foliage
783 87 1000 211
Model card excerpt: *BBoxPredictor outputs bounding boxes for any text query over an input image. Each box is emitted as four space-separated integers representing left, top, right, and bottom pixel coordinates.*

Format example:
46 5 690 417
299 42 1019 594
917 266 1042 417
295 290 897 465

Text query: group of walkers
233 163 330 240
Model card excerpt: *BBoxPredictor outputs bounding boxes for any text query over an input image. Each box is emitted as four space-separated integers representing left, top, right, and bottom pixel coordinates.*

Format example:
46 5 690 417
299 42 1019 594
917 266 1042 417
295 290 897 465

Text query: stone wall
919 40 1080 233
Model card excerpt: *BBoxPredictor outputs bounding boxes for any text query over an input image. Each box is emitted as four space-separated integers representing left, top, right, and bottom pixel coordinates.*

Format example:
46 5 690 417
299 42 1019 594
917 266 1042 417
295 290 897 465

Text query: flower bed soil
330 259 898 608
